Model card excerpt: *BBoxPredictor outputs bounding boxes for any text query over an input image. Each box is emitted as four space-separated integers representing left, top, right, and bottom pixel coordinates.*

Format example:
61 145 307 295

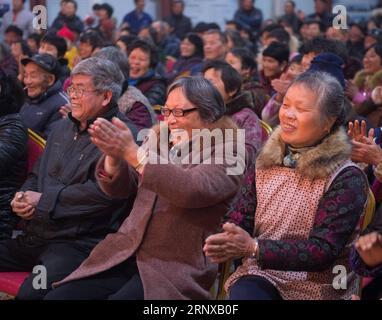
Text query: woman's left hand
89 117 138 166
203 222 256 264
355 232 382 268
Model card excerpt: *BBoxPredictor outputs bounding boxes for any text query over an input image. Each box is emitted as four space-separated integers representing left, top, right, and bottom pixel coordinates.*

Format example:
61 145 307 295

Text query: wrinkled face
164 87 206 144
23 63 55 98
68 74 110 129
363 47 382 75
180 38 196 57
204 68 230 103
203 33 227 61
128 47 151 79
279 84 332 147
262 55 284 78
79 41 94 59
39 42 58 58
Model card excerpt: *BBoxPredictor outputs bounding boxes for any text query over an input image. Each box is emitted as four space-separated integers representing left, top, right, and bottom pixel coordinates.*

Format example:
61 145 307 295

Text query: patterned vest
225 161 362 300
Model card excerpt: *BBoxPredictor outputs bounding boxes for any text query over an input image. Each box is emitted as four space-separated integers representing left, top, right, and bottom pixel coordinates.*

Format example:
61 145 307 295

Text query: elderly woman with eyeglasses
204 71 369 300
47 76 245 300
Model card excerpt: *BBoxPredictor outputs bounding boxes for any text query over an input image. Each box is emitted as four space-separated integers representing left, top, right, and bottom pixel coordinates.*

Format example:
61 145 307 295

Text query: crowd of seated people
0 0 381 300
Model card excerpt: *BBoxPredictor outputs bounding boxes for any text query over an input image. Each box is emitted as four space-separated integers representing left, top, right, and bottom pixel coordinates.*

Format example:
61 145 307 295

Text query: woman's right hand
89 117 139 167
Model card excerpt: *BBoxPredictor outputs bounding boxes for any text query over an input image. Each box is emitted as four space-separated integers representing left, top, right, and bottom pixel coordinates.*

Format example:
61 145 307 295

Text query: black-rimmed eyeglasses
161 107 198 117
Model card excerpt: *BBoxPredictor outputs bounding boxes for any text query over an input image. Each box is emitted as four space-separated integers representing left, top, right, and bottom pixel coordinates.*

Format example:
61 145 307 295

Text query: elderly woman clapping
204 71 369 300
47 77 245 300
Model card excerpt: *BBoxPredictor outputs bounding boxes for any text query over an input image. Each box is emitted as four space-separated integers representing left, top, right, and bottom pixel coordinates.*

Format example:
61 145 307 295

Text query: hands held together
11 191 42 220
203 223 257 264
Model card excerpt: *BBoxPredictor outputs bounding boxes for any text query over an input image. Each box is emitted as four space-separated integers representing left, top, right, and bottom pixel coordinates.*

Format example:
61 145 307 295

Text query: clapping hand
89 117 139 168
348 120 382 165
203 223 255 264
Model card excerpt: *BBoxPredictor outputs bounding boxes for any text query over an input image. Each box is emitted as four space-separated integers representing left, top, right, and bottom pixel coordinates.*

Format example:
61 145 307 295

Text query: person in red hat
57 25 79 70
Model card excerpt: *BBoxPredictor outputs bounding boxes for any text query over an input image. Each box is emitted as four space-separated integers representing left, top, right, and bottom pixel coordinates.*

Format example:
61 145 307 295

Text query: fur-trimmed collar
354 69 382 91
256 126 352 179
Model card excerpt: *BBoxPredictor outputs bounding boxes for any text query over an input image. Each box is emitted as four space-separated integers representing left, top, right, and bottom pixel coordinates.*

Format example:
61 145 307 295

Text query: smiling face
23 63 55 99
363 47 382 75
262 55 285 78
164 87 207 143
203 33 227 61
128 47 151 79
69 74 111 129
79 41 94 59
279 84 333 147
180 38 196 58
39 42 59 58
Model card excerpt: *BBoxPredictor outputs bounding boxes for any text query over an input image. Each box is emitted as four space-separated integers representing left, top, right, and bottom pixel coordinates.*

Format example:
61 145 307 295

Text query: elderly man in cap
0 57 138 300
19 53 70 139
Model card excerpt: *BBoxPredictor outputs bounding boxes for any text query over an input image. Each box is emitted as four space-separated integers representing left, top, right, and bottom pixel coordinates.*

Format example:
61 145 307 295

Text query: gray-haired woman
204 71 369 300
46 76 245 300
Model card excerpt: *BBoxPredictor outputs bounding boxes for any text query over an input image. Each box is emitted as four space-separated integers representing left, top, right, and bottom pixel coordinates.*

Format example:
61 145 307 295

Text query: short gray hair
290 71 346 128
71 57 124 105
93 47 130 80
167 76 226 123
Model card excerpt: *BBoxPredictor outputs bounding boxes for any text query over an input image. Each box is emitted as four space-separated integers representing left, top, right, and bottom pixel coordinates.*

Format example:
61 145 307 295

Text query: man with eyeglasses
0 57 138 300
